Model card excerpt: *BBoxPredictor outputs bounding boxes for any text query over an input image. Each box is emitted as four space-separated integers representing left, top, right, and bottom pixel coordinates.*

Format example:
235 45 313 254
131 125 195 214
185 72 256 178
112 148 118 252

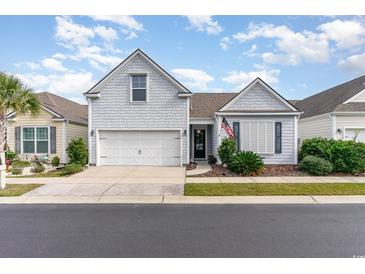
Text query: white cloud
338 53 365 74
262 52 300 66
233 23 329 65
242 44 258 57
318 19 365 49
94 25 118 42
220 36 231 50
171 68 214 90
90 15 143 39
17 72 95 102
52 53 67 60
26 62 40 70
41 58 68 72
186 16 223 35
55 16 95 48
222 67 280 89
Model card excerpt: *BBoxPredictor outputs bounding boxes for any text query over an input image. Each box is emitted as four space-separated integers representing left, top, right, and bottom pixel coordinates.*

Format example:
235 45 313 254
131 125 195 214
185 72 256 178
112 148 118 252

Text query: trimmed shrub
218 138 236 164
31 163 45 174
61 163 84 176
11 166 23 175
299 137 334 161
228 151 264 176
66 137 88 166
331 140 365 175
51 156 60 167
298 155 333 176
208 155 217 165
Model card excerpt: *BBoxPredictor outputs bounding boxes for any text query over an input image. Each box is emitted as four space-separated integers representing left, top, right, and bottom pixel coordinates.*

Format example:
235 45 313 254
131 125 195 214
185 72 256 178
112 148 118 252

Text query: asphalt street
0 204 365 257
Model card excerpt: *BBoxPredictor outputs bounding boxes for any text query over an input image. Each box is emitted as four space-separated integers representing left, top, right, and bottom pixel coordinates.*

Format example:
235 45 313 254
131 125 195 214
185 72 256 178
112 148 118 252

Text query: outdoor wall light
336 128 342 135
90 130 95 136
183 130 187 136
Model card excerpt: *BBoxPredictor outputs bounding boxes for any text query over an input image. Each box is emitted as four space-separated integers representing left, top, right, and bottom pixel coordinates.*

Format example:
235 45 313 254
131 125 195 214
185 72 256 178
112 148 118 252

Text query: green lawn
184 183 365 196
7 169 64 178
0 184 43 197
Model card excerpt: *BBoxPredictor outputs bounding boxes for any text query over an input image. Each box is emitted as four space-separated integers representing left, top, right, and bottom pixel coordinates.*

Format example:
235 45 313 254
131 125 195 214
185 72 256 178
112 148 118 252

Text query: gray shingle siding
89 54 189 165
227 82 290 111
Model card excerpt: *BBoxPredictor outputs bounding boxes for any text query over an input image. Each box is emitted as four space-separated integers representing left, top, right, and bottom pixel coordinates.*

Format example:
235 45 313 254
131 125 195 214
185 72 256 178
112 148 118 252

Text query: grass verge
7 170 65 178
184 183 365 196
0 184 43 197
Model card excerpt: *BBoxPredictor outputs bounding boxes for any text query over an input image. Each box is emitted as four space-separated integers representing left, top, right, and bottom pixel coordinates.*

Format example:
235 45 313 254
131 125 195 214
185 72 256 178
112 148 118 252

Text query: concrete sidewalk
2 195 365 204
186 176 365 183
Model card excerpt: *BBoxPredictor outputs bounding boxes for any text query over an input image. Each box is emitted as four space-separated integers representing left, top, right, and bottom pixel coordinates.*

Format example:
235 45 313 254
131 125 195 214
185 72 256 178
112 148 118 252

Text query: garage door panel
99 130 181 166
344 128 365 143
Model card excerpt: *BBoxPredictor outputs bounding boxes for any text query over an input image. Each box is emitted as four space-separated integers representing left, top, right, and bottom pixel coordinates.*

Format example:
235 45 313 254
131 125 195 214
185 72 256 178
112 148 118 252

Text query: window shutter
233 122 240 150
275 122 282 154
15 127 21 153
50 127 56 154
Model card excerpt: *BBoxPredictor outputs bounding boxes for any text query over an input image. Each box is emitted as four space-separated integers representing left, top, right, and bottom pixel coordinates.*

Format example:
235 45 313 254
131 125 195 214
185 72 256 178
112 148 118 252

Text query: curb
2 195 365 204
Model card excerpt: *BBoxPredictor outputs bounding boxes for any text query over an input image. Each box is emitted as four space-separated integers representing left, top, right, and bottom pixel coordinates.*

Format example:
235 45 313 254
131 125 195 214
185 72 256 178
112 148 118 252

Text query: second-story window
131 75 147 102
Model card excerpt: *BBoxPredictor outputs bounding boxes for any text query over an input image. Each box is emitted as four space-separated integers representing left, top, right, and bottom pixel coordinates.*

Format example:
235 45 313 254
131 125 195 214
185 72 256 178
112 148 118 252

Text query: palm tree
0 72 40 189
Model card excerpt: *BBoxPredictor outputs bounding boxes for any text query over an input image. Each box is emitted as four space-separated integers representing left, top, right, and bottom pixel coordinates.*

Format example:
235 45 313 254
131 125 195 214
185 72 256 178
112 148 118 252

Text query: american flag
221 117 234 138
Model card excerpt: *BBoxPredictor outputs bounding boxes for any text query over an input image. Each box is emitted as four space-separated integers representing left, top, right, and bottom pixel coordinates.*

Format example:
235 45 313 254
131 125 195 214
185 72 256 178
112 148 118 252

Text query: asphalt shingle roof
36 92 88 125
295 75 365 119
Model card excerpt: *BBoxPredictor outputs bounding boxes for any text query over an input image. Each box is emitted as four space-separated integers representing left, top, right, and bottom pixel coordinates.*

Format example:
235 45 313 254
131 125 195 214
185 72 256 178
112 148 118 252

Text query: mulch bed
192 164 365 177
193 164 308 177
185 163 197 171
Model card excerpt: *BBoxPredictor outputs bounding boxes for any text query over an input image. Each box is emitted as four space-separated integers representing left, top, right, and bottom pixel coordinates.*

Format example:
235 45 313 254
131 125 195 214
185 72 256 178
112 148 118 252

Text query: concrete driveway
17 166 186 197
71 166 186 184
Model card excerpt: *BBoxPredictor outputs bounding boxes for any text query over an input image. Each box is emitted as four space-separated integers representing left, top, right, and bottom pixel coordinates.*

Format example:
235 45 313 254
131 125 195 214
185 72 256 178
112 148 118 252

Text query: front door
194 129 206 159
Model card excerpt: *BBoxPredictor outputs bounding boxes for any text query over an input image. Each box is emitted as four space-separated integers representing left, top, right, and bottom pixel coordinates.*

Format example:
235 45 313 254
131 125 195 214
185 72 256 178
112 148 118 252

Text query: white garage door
344 128 365 143
99 130 181 166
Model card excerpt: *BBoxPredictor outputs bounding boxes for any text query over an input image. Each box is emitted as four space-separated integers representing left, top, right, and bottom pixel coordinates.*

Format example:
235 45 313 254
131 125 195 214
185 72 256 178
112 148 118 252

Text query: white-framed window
240 121 274 154
130 74 147 102
22 126 50 154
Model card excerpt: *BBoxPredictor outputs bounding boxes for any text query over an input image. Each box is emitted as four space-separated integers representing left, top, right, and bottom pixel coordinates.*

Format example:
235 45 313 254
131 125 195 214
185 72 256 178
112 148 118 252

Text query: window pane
23 128 34 140
37 127 48 140
23 141 35 153
275 122 282 154
132 89 147 101
132 75 146 89
37 141 48 153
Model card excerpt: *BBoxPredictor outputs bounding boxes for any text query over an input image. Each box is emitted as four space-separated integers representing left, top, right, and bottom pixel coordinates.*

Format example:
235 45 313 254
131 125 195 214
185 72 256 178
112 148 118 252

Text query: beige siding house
6 92 88 163
295 75 365 144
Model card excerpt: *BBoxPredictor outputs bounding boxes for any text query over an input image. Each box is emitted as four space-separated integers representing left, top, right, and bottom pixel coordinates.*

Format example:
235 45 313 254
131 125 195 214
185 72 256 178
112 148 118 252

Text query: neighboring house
295 75 365 143
85 49 301 166
6 92 88 163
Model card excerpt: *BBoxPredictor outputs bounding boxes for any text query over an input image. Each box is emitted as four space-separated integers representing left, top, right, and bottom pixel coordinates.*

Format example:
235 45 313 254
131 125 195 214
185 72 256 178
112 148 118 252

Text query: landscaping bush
5 150 18 162
228 151 264 176
61 163 84 176
51 156 60 167
299 137 334 161
66 137 88 166
31 163 45 174
208 155 217 165
298 155 333 176
217 138 236 165
12 160 31 168
330 140 365 175
11 166 23 175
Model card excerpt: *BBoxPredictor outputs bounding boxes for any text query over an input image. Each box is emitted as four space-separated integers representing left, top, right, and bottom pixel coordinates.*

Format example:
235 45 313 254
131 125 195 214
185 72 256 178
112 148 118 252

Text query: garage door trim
95 128 183 166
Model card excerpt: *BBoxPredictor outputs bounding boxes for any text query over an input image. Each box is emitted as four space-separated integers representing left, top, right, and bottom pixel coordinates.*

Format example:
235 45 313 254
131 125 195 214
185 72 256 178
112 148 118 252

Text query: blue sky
1 15 365 103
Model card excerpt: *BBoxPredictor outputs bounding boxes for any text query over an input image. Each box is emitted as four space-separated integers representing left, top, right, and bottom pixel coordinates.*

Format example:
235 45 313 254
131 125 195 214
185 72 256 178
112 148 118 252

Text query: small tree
0 72 40 189
66 137 88 166
217 137 236 165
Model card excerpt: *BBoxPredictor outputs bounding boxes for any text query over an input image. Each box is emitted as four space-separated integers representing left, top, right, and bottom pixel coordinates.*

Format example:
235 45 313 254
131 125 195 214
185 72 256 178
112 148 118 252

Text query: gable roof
219 77 299 113
296 74 365 119
191 93 236 118
84 49 191 95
